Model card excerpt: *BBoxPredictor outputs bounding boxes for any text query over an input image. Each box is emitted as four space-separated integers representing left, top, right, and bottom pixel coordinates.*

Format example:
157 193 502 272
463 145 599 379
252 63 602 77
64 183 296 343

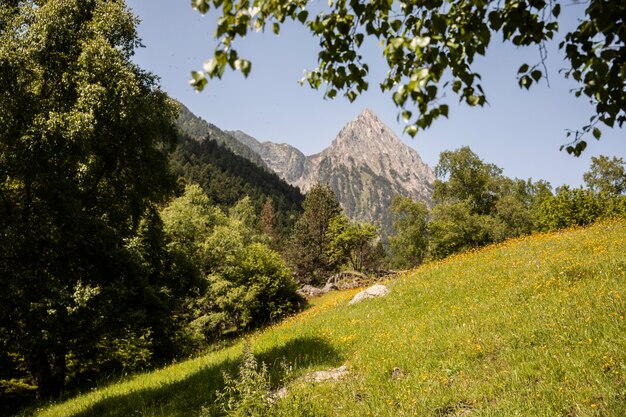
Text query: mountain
176 102 269 170
171 103 304 226
229 109 435 232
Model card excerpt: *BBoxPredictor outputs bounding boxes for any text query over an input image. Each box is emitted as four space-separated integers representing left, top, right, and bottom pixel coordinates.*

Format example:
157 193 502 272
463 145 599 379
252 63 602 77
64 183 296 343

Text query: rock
326 271 369 290
390 367 407 380
297 282 336 298
303 365 349 382
296 285 325 297
348 284 390 305
321 282 337 293
268 365 349 402
267 386 288 404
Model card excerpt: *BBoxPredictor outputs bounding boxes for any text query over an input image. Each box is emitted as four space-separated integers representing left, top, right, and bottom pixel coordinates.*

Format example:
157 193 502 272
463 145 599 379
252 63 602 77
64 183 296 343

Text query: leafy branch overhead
190 0 625 155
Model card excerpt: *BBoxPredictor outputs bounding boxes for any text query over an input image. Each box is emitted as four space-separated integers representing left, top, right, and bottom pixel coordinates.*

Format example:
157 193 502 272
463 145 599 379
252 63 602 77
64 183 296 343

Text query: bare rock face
229 130 313 183
229 109 435 233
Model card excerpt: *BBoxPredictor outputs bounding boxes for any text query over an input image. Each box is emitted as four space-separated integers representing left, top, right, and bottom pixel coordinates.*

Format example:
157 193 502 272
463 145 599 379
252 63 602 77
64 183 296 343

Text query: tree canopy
583 155 626 196
190 0 625 155
0 0 178 398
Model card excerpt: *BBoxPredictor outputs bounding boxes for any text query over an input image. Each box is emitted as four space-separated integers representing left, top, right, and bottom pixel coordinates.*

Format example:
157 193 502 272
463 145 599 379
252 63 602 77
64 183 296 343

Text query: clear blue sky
126 0 624 188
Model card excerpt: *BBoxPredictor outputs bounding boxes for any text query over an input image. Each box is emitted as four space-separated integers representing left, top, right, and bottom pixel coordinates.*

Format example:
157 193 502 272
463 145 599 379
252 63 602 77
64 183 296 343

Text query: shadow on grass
69 336 342 417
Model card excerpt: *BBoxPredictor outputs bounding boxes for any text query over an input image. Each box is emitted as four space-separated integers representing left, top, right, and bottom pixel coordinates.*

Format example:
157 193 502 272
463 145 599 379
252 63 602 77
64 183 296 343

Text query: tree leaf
592 127 601 140
531 70 542 82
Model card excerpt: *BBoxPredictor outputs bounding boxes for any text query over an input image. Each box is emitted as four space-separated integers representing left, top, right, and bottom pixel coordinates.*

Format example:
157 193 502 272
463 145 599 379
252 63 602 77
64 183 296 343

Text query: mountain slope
35 220 626 417
176 102 269 170
172 104 304 219
230 109 435 231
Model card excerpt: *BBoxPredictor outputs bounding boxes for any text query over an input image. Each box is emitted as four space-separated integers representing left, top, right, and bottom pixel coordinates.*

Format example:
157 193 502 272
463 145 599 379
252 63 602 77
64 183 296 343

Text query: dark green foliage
0 0 179 398
560 1 626 155
286 184 342 285
193 244 302 341
176 102 268 169
170 134 303 235
161 185 303 343
428 202 505 260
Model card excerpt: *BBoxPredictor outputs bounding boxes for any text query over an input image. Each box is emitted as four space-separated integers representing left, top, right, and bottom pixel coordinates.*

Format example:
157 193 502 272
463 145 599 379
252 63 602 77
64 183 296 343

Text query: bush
427 201 504 260
536 187 625 231
191 243 302 341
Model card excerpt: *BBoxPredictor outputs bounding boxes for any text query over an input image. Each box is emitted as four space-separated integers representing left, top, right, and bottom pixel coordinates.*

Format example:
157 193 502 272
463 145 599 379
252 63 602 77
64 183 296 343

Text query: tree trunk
28 346 66 400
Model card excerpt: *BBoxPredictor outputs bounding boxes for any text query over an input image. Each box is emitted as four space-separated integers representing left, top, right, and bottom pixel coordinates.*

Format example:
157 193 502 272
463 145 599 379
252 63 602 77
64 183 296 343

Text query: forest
1 0 625 414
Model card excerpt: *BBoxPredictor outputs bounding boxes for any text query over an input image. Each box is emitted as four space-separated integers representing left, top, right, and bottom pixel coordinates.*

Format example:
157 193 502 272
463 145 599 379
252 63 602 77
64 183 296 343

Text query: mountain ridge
172 102 304 223
229 109 435 232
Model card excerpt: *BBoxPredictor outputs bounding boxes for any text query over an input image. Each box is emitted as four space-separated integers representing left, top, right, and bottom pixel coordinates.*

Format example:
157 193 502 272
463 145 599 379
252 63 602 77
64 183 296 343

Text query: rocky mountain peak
230 109 435 233
329 109 404 155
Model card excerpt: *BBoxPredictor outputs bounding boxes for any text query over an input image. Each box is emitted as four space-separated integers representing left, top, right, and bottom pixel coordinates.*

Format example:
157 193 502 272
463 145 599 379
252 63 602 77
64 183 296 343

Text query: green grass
30 220 626 416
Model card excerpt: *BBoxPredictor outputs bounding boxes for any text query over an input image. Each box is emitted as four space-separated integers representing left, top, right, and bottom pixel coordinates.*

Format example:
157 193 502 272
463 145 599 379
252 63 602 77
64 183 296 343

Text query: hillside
31 220 626 417
176 102 269 170
172 103 304 219
230 109 435 233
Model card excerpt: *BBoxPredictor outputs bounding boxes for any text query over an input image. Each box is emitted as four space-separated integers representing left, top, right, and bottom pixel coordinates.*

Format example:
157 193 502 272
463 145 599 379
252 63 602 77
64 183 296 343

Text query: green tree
428 149 550 258
433 146 502 216
536 186 604 231
286 183 342 285
583 155 626 196
428 201 504 260
492 177 552 239
0 0 177 398
161 185 301 343
536 185 626 232
189 0 625 155
160 184 229 269
388 195 429 269
326 214 378 272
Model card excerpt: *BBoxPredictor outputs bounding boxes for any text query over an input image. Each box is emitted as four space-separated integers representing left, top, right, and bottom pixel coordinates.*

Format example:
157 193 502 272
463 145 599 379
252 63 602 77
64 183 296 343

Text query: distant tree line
170 133 304 235
387 150 626 268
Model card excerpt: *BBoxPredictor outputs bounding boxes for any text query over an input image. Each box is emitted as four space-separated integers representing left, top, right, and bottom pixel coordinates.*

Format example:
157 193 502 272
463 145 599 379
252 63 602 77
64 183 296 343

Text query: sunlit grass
30 219 626 416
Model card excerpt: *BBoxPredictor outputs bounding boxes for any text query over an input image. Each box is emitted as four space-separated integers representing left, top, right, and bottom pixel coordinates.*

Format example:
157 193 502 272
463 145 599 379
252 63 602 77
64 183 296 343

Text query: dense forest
170 133 303 233
1 1 625 415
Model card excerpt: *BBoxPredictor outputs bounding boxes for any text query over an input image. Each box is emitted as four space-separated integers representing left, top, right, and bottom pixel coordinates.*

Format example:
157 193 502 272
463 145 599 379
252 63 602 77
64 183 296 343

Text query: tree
388 195 428 269
189 0 625 155
536 186 604 231
428 201 504 260
286 183 342 285
161 185 301 343
0 0 177 398
583 155 626 196
428 148 551 258
433 147 503 215
259 197 280 247
326 214 378 272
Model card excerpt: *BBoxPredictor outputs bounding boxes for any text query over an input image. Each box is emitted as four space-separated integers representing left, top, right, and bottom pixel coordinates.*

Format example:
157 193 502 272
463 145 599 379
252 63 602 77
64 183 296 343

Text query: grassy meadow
29 220 626 417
